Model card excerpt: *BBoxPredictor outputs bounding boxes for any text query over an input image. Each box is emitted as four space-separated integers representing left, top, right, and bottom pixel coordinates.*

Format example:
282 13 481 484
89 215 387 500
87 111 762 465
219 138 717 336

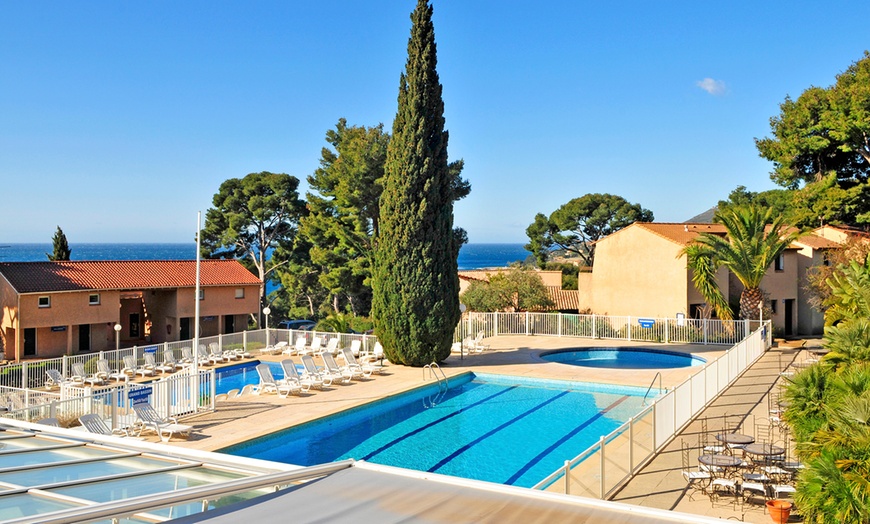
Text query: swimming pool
541 348 705 369
222 373 648 487
215 361 297 394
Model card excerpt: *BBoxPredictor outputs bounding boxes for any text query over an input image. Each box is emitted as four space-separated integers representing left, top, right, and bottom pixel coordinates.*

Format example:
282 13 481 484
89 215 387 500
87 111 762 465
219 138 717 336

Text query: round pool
541 348 706 369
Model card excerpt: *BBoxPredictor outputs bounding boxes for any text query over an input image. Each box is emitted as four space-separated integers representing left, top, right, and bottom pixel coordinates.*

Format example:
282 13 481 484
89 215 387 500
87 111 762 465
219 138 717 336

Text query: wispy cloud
696 78 726 96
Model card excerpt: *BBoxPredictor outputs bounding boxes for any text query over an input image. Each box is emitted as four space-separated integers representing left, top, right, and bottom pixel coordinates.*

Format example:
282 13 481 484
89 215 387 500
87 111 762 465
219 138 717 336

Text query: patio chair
341 347 379 376
680 440 711 501
132 403 193 442
71 362 105 386
254 363 301 397
97 358 129 383
301 355 334 387
145 352 174 374
123 355 154 377
320 352 357 383
280 359 317 392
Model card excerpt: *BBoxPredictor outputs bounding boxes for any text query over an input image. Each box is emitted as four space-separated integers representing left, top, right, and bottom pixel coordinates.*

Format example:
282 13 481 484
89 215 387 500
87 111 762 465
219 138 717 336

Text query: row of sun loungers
251 348 384 399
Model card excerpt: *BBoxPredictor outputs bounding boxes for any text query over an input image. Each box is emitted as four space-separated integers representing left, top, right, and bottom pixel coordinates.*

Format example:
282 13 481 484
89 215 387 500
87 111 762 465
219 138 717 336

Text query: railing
642 371 663 406
0 328 378 389
3 369 216 430
532 321 769 499
454 312 760 347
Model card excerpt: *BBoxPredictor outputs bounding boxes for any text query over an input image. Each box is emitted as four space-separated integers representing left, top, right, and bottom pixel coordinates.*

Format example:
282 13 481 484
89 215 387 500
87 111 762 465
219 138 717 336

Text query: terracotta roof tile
0 260 261 294
634 223 727 246
794 234 842 250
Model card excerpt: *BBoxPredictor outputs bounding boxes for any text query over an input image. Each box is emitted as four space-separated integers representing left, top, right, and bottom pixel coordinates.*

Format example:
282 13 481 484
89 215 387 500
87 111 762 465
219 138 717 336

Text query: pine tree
46 226 71 261
371 0 461 366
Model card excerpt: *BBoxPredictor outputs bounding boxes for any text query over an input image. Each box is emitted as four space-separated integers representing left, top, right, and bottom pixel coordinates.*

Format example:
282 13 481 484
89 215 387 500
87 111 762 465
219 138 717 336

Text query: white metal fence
531 322 769 499
454 312 766 347
0 328 378 390
3 369 215 432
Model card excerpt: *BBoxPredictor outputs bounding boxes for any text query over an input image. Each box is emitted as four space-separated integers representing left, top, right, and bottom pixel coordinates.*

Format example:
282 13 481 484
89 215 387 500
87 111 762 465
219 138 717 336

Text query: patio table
715 433 754 446
698 454 743 468
743 443 785 457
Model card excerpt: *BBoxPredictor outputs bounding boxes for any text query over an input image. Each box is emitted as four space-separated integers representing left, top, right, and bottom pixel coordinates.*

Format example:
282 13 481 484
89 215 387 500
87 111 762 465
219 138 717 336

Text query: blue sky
2 1 869 243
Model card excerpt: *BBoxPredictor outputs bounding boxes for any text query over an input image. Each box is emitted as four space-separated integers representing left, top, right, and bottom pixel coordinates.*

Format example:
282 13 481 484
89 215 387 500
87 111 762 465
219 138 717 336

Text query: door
78 324 90 352
129 313 140 338
225 315 235 334
784 299 795 336
180 318 190 340
23 328 36 356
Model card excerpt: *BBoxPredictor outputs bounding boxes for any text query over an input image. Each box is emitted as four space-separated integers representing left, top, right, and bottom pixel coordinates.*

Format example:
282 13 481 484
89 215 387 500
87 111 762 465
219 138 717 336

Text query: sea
0 243 531 270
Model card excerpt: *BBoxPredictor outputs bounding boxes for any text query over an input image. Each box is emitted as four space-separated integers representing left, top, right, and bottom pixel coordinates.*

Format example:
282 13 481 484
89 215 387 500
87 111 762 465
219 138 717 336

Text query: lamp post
114 323 122 351
263 306 271 346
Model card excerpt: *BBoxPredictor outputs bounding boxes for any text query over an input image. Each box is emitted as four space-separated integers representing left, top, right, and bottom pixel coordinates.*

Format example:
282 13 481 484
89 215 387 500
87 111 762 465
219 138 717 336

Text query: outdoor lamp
114 323 122 351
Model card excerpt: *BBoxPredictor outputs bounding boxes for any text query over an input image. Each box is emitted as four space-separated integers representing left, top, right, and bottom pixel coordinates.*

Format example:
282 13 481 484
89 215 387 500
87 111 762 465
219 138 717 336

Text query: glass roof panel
0 447 118 469
0 492 80 520
0 435 76 451
0 456 187 487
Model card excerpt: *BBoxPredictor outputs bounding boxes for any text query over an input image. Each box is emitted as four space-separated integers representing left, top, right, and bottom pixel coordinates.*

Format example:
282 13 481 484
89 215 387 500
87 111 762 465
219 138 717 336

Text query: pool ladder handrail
423 362 449 408
642 371 663 406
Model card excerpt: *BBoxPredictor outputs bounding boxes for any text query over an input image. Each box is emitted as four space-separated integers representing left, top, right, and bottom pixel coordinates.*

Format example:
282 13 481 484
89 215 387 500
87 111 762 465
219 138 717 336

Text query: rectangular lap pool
222 373 649 487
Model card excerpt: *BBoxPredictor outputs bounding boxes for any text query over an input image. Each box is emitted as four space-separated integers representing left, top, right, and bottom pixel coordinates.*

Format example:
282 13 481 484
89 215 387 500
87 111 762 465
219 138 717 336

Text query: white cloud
696 77 726 96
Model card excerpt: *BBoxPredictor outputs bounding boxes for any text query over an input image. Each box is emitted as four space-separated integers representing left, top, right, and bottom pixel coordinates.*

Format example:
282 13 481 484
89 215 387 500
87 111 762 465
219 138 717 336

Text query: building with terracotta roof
458 269 579 312
0 260 261 361
582 223 853 336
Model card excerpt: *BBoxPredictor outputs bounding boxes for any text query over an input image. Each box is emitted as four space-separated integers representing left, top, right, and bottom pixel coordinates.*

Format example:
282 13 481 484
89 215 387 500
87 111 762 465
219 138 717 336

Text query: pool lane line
427 390 572 474
360 386 519 461
504 394 630 485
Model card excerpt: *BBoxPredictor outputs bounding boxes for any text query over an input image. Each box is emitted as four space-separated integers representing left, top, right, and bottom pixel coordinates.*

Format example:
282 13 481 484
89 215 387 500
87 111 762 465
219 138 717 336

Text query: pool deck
170 336 724 453
158 334 806 522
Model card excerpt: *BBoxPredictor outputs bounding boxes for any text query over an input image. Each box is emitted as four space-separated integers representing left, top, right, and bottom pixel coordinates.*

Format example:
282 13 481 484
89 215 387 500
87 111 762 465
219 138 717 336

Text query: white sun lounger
342 347 380 376
254 363 301 397
300 336 323 357
145 352 174 374
320 352 357 383
281 359 319 391
322 337 340 356
123 355 154 377
97 358 129 383
132 403 193 442
300 355 334 387
71 362 105 386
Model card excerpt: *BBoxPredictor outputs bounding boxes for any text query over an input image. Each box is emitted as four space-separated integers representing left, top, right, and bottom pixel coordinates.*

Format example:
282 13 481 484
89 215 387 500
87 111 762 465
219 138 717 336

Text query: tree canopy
371 0 465 367
525 193 653 267
461 265 554 312
756 51 870 226
46 226 71 261
201 172 306 325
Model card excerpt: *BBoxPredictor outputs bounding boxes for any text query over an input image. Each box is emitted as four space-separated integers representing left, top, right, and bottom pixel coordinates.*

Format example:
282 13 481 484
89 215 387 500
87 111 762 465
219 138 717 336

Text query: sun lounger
72 362 105 386
145 352 174 374
226 388 241 399
38 417 60 427
322 337 340 356
79 414 140 438
232 346 253 359
163 349 188 371
45 368 79 389
261 341 286 355
238 384 256 397
207 342 231 363
254 363 301 397
132 403 193 442
123 355 154 377
321 352 357 383
197 345 220 365
283 338 306 356
342 347 380 376
467 331 490 353
349 339 362 357
97 358 129 383
359 342 386 372
280 359 317 392
300 336 323 357
179 347 194 364
300 355 334 387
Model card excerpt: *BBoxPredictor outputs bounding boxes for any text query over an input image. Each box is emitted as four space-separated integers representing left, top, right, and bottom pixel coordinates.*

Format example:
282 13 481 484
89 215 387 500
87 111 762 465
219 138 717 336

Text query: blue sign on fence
128 387 152 405
638 318 655 329
143 346 159 354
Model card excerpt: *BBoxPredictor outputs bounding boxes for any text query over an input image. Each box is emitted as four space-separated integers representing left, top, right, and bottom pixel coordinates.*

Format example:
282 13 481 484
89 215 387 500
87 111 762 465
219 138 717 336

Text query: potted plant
766 499 792 523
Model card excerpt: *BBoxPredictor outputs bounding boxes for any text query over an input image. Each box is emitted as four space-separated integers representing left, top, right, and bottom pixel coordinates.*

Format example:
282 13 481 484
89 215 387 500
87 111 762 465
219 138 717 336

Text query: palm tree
682 244 732 320
683 205 802 320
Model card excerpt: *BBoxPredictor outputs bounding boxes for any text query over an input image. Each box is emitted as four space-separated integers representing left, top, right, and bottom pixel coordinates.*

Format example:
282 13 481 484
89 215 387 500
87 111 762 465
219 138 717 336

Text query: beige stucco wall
796 246 826 335
0 276 18 359
592 225 691 317
577 272 593 311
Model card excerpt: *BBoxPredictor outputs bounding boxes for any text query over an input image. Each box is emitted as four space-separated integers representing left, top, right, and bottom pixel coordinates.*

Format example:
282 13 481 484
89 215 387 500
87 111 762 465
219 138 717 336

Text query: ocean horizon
0 242 531 271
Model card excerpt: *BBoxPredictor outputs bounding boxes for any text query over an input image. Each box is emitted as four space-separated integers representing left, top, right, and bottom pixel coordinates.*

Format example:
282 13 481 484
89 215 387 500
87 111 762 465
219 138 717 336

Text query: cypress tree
47 226 71 261
371 0 460 366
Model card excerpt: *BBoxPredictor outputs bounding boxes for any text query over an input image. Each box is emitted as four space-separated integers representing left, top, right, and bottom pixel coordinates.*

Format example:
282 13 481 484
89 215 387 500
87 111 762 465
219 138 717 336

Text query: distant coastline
0 242 531 270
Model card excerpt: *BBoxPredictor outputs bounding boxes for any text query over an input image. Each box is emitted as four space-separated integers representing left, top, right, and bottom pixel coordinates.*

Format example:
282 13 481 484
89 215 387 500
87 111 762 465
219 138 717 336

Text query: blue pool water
215 361 300 394
541 348 705 369
222 373 648 487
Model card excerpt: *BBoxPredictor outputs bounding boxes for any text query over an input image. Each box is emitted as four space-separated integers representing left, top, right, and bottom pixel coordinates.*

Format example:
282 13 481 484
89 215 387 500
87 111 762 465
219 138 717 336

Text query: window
774 253 785 271
88 294 100 305
198 289 205 300
770 300 778 314
235 288 245 299
38 296 51 308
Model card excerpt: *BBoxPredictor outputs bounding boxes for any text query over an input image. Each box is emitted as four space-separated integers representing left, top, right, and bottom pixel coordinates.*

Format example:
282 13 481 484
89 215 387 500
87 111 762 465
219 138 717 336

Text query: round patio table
698 454 743 468
715 433 754 446
743 443 785 456
808 347 829 356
